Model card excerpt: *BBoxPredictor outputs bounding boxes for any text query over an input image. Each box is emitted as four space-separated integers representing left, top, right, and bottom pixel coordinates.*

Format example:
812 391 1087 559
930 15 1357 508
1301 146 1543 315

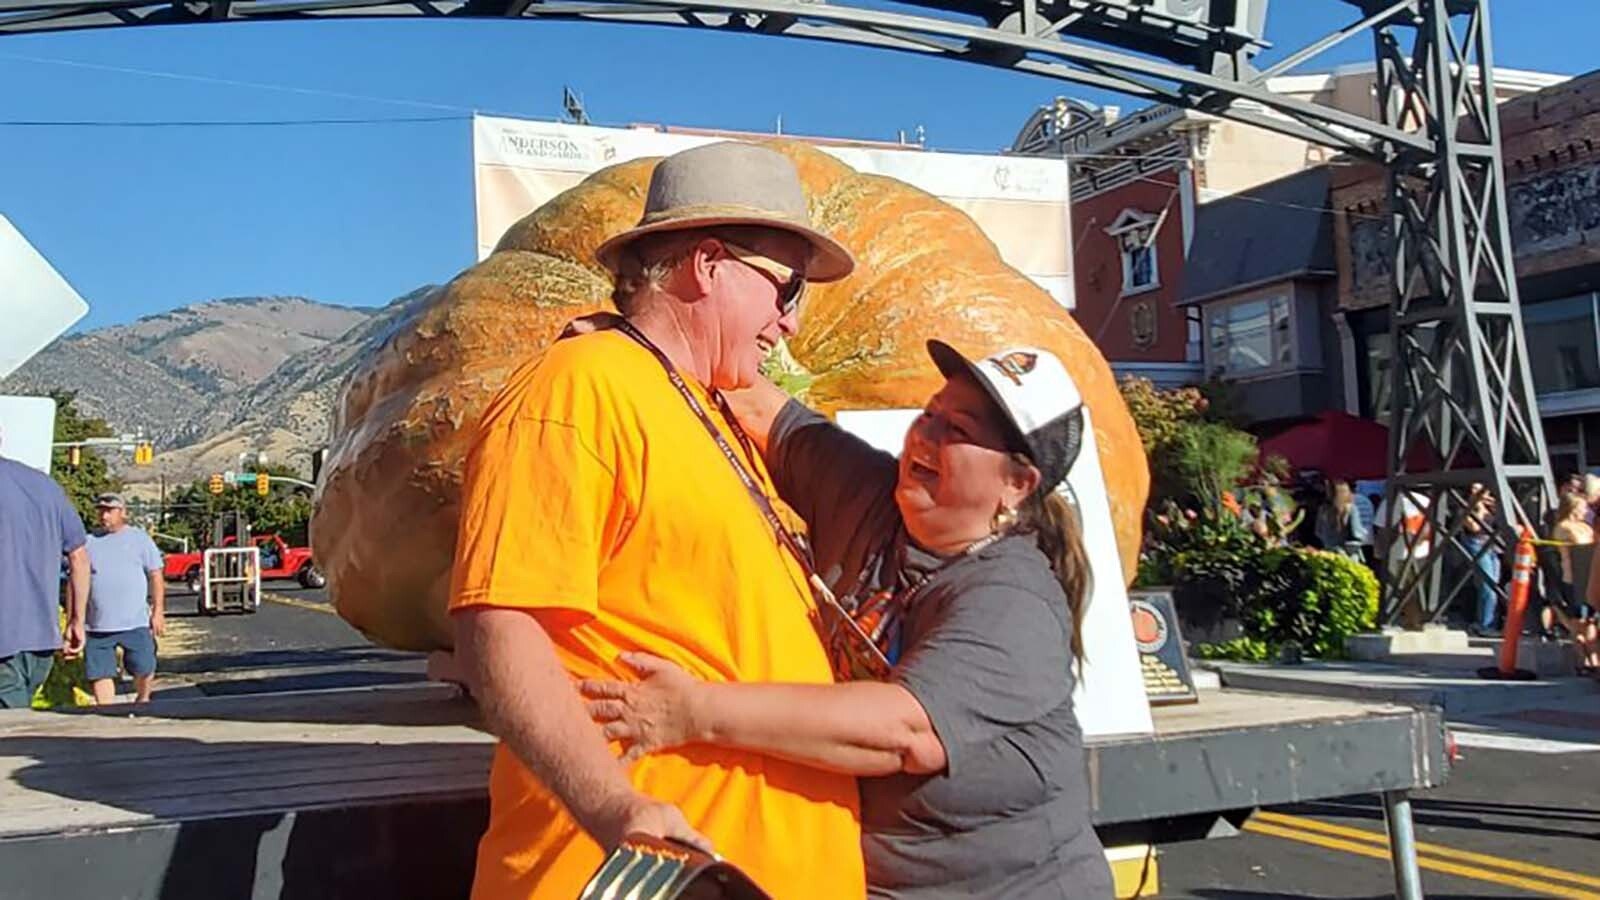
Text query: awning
1257 410 1437 482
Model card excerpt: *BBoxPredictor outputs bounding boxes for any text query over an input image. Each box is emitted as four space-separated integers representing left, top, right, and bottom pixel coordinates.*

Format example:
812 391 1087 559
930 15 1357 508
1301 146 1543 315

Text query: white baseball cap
927 340 1085 493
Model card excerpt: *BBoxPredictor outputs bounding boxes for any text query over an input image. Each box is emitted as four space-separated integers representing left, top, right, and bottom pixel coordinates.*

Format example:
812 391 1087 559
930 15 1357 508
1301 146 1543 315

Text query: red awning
1257 410 1438 482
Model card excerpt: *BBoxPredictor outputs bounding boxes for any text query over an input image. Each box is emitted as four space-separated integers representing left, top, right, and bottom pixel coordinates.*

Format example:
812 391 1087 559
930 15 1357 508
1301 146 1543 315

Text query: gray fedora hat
594 142 855 283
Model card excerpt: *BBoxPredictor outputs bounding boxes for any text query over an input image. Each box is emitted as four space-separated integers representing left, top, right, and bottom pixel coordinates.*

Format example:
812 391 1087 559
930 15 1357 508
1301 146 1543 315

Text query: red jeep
163 534 326 593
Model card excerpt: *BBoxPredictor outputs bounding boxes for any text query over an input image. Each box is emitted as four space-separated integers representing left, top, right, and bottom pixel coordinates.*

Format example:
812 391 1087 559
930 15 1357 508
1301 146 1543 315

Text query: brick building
1334 69 1600 475
1013 66 1561 393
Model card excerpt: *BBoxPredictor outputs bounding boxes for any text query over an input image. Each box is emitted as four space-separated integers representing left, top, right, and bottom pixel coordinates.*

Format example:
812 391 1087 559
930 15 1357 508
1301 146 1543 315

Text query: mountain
0 292 431 488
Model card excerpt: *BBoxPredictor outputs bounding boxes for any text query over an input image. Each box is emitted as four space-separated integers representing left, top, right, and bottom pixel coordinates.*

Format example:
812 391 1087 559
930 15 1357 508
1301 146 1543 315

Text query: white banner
0 395 58 474
472 115 1075 309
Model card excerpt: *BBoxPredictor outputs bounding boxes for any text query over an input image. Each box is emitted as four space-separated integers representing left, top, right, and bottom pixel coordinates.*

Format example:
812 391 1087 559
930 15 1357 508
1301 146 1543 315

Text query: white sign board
0 395 58 474
834 408 1154 738
0 215 89 380
472 116 1075 309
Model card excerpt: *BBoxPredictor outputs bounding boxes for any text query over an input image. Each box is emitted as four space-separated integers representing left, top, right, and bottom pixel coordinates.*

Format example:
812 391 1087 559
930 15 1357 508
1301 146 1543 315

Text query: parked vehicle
163 533 325 594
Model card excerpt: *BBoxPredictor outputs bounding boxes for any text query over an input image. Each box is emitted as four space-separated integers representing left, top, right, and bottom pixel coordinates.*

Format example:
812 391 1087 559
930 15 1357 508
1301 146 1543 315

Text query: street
153 582 427 698
1160 696 1600 898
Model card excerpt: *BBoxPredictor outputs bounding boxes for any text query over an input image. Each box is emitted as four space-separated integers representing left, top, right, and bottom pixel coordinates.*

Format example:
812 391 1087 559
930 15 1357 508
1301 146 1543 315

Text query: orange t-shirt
449 330 863 900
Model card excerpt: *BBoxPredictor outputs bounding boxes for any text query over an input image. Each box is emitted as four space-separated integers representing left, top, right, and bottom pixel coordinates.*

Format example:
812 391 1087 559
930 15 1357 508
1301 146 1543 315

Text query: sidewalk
1196 639 1599 717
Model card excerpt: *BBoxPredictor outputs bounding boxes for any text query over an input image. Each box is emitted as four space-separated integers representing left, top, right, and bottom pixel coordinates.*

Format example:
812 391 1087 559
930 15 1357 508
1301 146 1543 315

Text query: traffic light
67 446 81 468
133 442 154 465
208 473 225 495
255 472 270 496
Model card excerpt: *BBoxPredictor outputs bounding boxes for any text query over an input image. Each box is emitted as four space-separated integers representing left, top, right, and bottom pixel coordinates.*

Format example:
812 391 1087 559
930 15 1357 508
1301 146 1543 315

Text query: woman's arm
721 379 791 456
582 653 946 777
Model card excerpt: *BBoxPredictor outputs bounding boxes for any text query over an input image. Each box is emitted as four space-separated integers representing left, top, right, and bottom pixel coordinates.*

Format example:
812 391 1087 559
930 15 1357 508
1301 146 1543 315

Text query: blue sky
0 0 1592 329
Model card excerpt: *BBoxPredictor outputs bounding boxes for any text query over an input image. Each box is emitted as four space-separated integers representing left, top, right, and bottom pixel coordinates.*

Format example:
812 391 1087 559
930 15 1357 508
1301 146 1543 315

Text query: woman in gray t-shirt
583 341 1112 899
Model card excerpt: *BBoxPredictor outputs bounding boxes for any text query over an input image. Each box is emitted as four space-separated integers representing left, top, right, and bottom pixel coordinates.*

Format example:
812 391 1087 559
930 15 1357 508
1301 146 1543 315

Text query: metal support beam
0 0 1430 158
1378 0 1554 627
1382 790 1424 900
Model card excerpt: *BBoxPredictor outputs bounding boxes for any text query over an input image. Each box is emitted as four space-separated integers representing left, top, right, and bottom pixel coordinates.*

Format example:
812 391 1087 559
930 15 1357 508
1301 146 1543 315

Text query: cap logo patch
987 351 1038 386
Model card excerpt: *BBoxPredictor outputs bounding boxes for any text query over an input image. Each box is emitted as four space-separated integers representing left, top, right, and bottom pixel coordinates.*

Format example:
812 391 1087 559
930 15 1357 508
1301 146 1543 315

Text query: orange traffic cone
1478 526 1537 681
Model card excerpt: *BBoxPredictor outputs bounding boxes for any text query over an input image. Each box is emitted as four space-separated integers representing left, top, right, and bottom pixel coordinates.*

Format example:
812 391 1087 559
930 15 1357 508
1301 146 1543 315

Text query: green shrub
1297 548 1380 657
1149 511 1380 661
31 611 90 709
1194 637 1272 662
32 652 87 709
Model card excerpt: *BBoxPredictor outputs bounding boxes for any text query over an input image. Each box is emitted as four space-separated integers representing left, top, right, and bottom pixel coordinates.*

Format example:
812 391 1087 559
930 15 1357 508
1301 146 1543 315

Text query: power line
1130 171 1384 221
0 49 476 114
0 114 468 128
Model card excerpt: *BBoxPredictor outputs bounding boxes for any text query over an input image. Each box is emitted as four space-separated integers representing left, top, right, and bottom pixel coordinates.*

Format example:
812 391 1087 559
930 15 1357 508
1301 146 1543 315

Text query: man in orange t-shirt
449 142 865 899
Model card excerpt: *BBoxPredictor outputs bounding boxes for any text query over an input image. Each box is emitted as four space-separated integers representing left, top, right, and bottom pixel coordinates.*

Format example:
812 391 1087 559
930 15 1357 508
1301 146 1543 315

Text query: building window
1525 293 1600 396
1208 294 1293 377
1106 209 1161 297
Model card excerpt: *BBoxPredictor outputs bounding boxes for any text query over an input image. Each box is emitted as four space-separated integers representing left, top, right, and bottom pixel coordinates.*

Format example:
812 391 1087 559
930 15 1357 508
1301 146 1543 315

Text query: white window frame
1106 209 1161 297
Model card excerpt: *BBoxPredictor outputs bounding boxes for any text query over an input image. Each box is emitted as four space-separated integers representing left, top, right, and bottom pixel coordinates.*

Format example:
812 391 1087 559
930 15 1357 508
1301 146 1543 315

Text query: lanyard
855 530 1002 664
614 320 818 577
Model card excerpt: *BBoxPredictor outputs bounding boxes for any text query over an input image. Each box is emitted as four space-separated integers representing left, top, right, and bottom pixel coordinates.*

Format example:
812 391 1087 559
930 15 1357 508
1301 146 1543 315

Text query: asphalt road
154 581 427 697
1159 696 1600 898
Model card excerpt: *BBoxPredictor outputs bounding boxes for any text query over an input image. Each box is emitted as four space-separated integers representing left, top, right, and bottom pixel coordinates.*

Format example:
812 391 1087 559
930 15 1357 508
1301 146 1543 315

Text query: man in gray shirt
84 493 165 704
0 446 90 708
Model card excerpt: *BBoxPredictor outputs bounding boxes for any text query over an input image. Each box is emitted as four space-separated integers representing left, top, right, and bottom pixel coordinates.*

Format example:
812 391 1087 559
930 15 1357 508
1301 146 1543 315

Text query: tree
47 392 120 529
1172 422 1260 509
161 462 314 550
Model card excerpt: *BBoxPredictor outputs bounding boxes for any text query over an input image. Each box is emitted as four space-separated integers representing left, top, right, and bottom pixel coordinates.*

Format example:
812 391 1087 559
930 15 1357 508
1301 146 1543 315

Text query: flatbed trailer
0 683 1446 899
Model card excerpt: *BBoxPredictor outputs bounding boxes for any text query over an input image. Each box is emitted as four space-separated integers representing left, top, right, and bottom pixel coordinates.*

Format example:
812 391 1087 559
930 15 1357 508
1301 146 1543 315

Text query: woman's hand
559 311 625 340
581 653 710 763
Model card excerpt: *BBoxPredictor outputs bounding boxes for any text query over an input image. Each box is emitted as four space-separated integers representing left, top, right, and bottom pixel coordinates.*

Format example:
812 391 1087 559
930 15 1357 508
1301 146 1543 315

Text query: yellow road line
1243 819 1600 899
263 593 337 616
1255 810 1600 889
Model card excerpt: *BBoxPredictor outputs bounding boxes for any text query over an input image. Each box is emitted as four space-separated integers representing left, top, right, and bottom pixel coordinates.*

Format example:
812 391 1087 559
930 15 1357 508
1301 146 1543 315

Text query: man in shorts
83 493 165 704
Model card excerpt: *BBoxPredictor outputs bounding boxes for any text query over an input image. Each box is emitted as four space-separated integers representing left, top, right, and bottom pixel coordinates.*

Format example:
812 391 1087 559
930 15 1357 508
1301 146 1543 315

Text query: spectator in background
1463 485 1501 636
1376 489 1432 584
1316 480 1370 561
1542 492 1595 648
0 428 90 708
1585 474 1600 525
83 493 165 704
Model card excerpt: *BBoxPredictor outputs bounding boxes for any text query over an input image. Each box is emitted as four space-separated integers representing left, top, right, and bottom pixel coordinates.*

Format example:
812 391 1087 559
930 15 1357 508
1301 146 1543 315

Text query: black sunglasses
718 238 808 317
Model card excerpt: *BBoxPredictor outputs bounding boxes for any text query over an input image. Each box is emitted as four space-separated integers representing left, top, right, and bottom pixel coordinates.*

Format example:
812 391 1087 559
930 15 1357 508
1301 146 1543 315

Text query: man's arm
64 546 89 656
147 570 166 637
454 607 710 852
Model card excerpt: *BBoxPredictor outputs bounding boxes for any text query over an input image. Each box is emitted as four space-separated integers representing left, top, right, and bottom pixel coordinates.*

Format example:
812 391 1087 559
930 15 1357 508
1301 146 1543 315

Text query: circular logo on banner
1130 598 1169 655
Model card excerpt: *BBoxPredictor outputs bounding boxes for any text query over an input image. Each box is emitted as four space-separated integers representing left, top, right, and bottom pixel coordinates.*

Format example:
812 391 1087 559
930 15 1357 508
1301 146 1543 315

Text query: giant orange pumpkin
313 142 1149 651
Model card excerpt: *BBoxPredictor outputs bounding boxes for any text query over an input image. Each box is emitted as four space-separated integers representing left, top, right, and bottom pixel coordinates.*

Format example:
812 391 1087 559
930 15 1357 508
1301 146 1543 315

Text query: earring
993 505 1018 533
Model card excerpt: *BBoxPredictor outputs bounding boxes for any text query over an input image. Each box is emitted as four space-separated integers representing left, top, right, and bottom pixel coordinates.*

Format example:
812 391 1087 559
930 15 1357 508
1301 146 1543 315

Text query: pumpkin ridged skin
313 140 1149 651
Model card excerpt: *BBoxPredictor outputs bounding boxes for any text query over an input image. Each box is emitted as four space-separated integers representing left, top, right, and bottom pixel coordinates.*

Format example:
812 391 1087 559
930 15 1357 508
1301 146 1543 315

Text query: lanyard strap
614 320 818 575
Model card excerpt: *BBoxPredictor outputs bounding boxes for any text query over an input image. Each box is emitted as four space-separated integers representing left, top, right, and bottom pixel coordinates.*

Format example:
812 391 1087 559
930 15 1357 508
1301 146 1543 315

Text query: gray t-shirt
770 402 1112 900
0 457 88 658
86 526 163 633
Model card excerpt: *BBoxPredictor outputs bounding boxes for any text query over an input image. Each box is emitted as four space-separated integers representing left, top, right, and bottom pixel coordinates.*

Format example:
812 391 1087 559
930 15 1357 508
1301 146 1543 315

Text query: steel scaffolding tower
1371 1 1554 626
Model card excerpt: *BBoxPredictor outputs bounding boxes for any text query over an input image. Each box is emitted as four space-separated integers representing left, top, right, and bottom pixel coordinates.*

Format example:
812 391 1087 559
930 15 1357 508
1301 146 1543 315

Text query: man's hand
590 792 713 855
149 610 165 638
63 621 85 658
